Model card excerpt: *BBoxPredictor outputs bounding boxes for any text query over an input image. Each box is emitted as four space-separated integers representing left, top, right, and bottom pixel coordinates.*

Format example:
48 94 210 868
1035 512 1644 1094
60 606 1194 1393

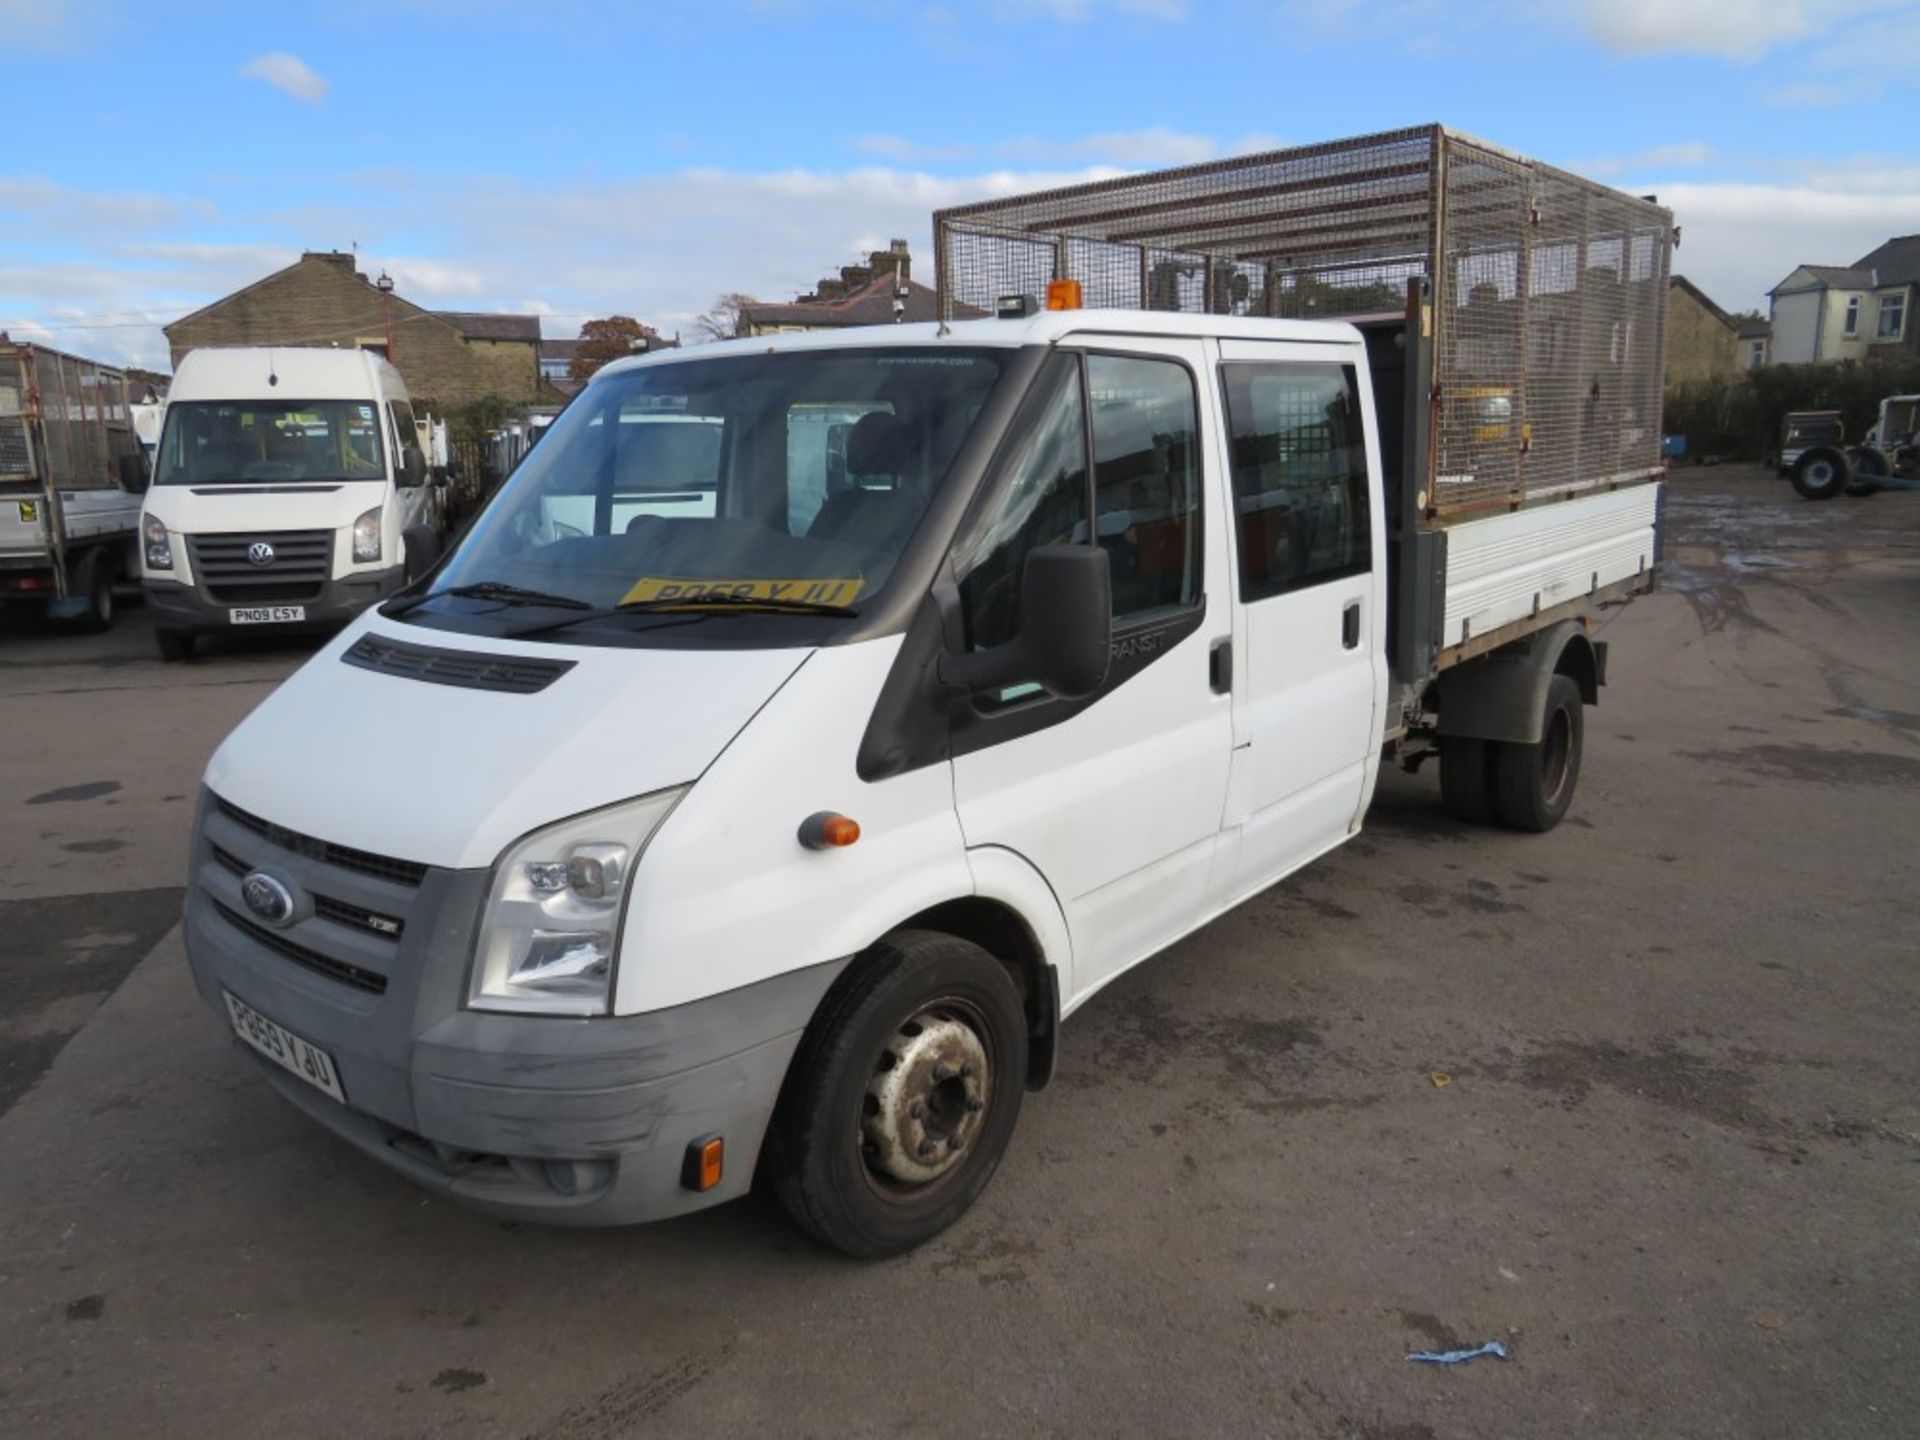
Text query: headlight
143 513 172 570
352 505 383 564
469 788 686 1016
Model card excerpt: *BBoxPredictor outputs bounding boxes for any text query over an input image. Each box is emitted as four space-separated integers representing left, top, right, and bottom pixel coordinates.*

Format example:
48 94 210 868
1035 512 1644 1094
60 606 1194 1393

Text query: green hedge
1665 356 1920 460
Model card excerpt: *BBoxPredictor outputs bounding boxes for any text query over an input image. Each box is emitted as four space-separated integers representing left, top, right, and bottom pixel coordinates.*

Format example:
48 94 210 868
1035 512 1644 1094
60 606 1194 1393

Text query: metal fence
934 125 1671 517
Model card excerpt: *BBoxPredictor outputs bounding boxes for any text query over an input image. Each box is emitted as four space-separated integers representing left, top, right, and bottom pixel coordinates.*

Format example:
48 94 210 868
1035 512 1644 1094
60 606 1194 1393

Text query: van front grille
187 530 332 602
213 900 388 995
215 797 427 888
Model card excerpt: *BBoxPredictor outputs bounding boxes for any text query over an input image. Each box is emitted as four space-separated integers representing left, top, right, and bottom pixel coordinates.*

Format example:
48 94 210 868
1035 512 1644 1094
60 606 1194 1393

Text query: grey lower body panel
181 814 849 1225
145 567 404 635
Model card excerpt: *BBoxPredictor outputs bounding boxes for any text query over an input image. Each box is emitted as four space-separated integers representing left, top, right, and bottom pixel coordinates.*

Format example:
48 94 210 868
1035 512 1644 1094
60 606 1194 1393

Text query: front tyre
1490 674 1584 833
1791 446 1850 500
770 930 1028 1258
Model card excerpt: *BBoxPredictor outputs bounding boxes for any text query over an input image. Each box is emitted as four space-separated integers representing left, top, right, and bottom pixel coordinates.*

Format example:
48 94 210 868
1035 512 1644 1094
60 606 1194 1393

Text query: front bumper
144 565 404 634
182 793 846 1225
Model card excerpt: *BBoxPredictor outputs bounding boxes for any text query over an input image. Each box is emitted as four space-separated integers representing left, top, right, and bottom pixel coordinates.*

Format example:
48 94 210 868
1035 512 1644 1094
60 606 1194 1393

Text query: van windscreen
424 348 1007 626
153 401 389 485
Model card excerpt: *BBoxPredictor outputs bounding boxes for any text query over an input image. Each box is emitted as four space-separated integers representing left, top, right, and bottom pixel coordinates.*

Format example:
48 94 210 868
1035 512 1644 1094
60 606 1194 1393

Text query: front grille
214 900 388 995
215 798 428 888
187 529 332 603
213 838 405 941
315 894 406 941
343 633 576 695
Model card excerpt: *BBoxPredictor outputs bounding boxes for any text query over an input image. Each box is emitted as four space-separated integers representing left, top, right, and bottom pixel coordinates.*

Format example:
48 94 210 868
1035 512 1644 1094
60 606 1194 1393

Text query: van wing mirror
399 446 427 488
117 451 150 494
938 545 1112 702
402 524 443 581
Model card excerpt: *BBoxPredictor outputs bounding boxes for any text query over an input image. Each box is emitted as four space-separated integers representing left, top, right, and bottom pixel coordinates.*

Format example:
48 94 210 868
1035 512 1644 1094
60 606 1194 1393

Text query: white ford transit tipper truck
134 346 443 660
184 127 1669 1255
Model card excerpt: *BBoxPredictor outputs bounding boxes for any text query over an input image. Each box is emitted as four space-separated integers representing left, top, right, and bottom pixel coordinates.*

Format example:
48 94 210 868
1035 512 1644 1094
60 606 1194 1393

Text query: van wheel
1790 446 1850 500
76 552 116 632
1439 736 1494 824
769 930 1027 1258
1490 674 1584 833
155 627 196 662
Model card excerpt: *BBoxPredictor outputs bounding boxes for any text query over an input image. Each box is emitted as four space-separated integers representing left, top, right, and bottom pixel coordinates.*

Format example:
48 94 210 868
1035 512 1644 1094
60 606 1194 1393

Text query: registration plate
229 605 306 625
224 991 345 1104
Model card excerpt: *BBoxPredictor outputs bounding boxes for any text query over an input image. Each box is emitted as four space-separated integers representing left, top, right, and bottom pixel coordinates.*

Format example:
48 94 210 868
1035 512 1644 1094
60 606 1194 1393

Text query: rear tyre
155 627 196 662
769 929 1028 1259
1439 736 1495 824
75 551 116 633
1845 447 1886 497
1790 446 1850 501
1489 674 1584 833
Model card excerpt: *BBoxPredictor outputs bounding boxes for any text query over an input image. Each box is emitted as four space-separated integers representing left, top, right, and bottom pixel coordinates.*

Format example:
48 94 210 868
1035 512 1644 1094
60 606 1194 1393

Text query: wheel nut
949 1133 965 1150
919 1140 937 1158
909 1100 926 1120
966 1096 985 1113
933 1064 954 1083
961 1062 976 1079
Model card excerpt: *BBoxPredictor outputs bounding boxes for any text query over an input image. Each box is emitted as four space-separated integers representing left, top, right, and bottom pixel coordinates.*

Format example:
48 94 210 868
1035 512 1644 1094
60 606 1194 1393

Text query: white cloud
0 0 84 49
241 51 328 104
1586 141 1714 177
994 0 1188 20
856 126 1245 167
1577 0 1890 61
1763 79 1872 105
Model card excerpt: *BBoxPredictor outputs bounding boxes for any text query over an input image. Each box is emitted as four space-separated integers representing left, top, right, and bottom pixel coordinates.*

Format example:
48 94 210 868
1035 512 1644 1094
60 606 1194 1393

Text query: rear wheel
1489 674 1584 833
1846 447 1886 497
769 929 1027 1258
1439 736 1495 824
155 627 196 662
75 551 116 632
1791 446 1850 500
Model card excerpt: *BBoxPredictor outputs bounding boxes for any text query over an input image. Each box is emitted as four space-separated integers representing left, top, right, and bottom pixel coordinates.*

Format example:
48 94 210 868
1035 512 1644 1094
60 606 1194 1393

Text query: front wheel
75 551 116 632
1791 446 1850 500
769 930 1028 1258
1489 674 1584 833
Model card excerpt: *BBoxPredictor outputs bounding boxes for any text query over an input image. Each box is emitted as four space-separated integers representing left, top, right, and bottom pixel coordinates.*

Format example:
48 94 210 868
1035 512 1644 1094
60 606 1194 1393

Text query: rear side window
1088 354 1201 625
1220 363 1370 601
389 400 418 459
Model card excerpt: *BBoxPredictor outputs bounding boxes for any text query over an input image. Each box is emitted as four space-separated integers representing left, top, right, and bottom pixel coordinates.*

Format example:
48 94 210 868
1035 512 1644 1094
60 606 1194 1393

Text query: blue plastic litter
1407 1339 1509 1365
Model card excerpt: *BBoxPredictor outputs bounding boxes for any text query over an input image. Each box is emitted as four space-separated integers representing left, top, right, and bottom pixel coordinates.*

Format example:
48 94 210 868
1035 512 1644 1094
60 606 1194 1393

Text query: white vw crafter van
135 347 443 660
184 307 1658 1256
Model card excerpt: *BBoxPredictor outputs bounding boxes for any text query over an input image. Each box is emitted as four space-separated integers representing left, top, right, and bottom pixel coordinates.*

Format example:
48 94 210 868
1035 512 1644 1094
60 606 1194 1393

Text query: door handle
1209 637 1232 693
1342 600 1361 650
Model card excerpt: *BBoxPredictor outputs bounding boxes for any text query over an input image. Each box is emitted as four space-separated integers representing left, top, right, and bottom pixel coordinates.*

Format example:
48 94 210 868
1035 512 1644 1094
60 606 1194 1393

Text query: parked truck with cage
0 339 147 630
935 124 1669 823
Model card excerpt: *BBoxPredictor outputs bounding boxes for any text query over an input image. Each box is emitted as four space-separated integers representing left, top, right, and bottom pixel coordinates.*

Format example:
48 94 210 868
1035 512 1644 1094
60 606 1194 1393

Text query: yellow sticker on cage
620 576 864 607
17 500 36 522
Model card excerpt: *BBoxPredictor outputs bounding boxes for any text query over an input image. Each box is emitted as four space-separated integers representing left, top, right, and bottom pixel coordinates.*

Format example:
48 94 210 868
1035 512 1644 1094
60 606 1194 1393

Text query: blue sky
4 0 1917 368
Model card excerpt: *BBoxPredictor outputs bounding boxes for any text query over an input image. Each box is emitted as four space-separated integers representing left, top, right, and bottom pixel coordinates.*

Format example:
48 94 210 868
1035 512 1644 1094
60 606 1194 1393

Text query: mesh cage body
935 125 1670 521
0 343 136 490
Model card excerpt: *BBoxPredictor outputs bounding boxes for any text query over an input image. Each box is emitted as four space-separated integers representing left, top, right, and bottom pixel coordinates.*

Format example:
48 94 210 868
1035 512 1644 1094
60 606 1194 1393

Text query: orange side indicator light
799 811 862 850
1045 278 1083 311
682 1135 724 1192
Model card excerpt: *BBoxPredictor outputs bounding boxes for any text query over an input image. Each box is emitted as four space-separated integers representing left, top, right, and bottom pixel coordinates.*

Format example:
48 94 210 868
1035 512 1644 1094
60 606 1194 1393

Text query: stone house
738 241 978 336
1665 276 1741 384
164 251 550 411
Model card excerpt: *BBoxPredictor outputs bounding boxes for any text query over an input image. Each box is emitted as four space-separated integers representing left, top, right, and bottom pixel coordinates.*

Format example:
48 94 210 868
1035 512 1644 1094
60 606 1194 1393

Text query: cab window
1220 363 1370 600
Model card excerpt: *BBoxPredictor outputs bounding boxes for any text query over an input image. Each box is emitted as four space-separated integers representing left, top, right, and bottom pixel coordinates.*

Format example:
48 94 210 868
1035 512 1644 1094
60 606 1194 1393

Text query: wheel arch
1436 619 1599 745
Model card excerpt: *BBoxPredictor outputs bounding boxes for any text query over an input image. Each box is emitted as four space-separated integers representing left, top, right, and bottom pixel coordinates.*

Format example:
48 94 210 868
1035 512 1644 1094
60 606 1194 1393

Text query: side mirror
939 545 1111 702
399 446 427 488
402 524 443 581
430 465 450 488
117 452 150 494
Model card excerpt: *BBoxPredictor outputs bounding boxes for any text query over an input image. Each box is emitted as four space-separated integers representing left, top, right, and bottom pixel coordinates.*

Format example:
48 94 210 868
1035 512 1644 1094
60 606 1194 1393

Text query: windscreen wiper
382 581 594 618
505 591 858 639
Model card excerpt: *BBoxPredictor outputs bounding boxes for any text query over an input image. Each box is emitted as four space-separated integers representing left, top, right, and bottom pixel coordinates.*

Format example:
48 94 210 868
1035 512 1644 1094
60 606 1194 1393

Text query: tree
569 316 659 380
693 292 756 343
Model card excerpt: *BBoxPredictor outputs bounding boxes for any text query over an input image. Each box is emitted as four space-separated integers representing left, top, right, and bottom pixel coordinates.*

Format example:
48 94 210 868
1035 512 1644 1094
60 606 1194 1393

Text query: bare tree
693 292 755 343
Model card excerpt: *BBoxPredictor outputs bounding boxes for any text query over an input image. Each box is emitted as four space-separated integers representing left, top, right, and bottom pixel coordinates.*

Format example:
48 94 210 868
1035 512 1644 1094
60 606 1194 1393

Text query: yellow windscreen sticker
620 576 864 607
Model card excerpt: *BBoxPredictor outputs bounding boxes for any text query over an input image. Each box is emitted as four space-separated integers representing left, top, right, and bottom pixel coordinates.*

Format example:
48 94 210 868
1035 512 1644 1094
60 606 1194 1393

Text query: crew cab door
1209 341 1387 907
948 340 1233 1007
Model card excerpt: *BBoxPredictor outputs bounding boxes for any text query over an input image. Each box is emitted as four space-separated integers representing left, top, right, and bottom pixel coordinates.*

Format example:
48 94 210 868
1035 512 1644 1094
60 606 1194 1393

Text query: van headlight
143 513 173 570
468 788 687 1016
352 505 383 564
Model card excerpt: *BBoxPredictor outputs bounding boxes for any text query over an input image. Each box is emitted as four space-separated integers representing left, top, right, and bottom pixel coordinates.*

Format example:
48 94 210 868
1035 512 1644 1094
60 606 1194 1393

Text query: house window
1843 296 1860 336
1749 339 1766 368
1879 293 1907 340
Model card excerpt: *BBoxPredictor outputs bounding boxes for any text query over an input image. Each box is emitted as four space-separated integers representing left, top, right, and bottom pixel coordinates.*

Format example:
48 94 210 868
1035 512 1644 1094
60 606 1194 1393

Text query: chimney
305 250 358 272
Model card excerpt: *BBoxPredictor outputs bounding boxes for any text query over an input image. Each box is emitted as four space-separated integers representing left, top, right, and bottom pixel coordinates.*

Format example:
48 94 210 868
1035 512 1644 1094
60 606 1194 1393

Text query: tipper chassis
936 124 1669 798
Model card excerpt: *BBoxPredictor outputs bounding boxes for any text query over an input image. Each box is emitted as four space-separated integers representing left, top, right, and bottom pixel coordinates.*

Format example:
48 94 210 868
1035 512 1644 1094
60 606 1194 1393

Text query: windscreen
154 401 388 485
431 348 1007 613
